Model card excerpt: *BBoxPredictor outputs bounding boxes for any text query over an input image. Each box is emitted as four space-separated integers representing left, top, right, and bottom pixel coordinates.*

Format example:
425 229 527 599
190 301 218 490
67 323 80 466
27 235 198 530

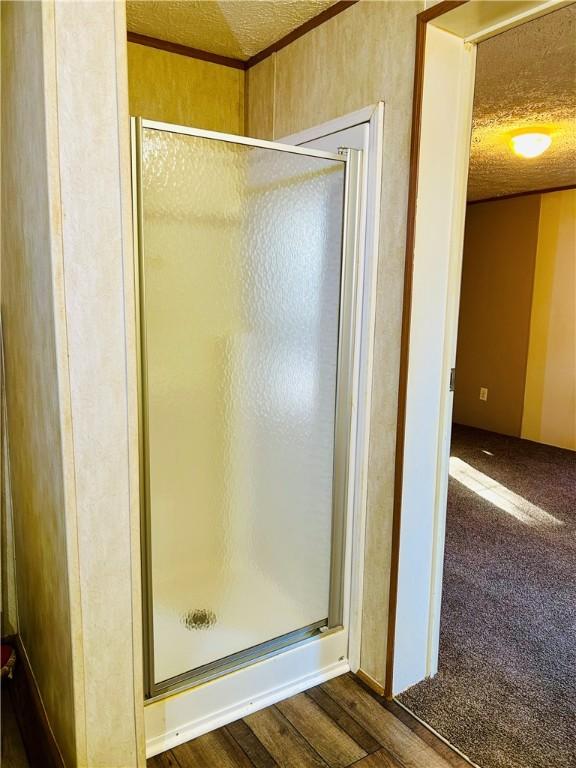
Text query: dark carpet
398 424 576 768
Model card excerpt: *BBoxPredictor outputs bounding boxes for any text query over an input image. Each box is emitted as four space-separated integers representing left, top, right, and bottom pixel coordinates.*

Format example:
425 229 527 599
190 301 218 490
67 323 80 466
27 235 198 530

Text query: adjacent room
398 7 576 768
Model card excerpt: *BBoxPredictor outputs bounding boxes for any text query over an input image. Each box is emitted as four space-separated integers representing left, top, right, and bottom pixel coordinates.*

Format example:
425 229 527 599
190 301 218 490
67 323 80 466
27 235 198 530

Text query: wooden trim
384 0 469 699
127 3 360 73
416 0 470 25
127 32 247 70
246 1 359 68
8 635 66 768
468 183 576 205
355 668 385 697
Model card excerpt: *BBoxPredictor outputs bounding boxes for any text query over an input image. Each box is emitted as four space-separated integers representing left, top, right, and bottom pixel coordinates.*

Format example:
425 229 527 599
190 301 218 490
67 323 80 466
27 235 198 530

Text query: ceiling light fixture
510 132 552 159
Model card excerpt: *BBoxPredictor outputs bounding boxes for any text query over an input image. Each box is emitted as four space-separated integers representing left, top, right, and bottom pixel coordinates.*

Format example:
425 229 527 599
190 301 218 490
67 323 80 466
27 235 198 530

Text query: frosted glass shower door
134 119 358 695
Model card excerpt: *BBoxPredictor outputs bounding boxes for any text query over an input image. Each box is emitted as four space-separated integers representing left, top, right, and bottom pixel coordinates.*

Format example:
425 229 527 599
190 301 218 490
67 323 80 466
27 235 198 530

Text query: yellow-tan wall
522 190 576 450
453 196 540 436
127 42 245 134
1 3 79 764
246 0 423 683
454 190 575 451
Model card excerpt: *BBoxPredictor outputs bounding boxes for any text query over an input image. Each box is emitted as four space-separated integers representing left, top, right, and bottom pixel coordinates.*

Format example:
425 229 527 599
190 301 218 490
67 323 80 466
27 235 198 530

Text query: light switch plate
479 387 488 401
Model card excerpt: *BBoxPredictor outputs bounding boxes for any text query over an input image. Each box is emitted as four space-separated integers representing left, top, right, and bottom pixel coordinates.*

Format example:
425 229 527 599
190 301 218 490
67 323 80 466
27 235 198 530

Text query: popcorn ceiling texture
126 0 337 60
469 5 576 201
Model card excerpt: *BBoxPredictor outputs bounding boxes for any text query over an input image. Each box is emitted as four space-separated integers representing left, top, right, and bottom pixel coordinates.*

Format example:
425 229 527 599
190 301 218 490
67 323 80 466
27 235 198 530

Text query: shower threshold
148 618 330 701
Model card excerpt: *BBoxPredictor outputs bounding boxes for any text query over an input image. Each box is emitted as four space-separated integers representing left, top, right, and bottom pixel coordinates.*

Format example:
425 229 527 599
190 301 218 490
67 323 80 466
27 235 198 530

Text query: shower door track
148 620 328 702
132 117 363 700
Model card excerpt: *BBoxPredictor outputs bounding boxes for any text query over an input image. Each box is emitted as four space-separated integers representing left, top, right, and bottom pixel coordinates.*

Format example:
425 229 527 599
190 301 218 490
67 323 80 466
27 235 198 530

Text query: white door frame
391 0 571 696
282 103 384 674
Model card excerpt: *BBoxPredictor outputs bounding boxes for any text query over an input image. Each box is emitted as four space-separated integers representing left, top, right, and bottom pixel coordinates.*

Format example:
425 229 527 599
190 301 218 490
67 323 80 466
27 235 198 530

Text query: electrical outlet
479 387 488 401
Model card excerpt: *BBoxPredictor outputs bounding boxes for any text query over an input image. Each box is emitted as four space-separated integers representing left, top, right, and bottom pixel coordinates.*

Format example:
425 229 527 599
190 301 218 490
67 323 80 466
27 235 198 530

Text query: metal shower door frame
131 117 363 700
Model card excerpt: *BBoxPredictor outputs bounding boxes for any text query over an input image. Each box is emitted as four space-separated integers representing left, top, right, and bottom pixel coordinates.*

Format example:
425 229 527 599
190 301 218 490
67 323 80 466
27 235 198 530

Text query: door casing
389 0 572 697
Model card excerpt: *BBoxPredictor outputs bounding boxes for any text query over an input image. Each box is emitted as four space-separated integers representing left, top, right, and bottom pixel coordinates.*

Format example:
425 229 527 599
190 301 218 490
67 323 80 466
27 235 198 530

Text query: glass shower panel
139 127 346 687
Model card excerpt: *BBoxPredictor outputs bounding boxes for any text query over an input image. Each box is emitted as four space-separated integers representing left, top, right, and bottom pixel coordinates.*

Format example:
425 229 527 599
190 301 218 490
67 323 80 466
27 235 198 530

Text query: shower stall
132 118 362 700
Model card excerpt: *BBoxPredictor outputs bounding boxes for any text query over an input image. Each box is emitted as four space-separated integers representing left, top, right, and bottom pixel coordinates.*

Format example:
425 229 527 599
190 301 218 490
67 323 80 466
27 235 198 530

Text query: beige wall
246 0 422 684
453 196 541 436
1 2 144 765
522 190 576 450
52 2 145 765
127 42 245 134
1 3 81 764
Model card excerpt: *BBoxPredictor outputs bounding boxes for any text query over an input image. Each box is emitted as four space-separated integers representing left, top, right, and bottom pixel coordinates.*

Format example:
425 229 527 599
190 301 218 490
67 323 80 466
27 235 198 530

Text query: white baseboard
145 630 349 757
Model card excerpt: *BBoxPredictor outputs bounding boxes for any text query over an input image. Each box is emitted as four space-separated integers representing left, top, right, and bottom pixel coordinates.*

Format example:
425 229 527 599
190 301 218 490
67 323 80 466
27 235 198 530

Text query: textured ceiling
126 0 338 61
468 4 576 201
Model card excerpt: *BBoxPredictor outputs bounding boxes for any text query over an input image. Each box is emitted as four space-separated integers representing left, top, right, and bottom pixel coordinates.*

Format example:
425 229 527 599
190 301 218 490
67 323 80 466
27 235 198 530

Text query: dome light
510 132 552 159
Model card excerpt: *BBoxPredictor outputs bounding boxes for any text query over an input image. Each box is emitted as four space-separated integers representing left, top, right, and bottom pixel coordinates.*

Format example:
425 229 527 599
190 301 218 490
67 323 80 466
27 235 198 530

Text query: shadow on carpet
397 424 576 768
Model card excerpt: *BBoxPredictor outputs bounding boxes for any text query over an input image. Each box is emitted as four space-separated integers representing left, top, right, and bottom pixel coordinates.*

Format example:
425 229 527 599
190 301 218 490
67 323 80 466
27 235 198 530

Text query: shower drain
181 608 217 630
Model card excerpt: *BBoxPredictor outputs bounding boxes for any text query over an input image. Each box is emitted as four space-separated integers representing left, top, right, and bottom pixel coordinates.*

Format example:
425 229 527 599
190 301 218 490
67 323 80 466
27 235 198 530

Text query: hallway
398 425 576 768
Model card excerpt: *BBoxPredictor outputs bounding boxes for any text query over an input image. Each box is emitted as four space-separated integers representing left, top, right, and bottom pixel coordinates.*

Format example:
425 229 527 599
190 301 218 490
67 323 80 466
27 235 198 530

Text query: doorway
392 3 575 767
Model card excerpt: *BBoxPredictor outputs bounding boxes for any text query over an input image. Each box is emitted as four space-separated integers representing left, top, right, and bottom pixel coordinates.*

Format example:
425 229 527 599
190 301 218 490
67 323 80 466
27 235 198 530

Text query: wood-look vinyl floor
148 674 472 768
